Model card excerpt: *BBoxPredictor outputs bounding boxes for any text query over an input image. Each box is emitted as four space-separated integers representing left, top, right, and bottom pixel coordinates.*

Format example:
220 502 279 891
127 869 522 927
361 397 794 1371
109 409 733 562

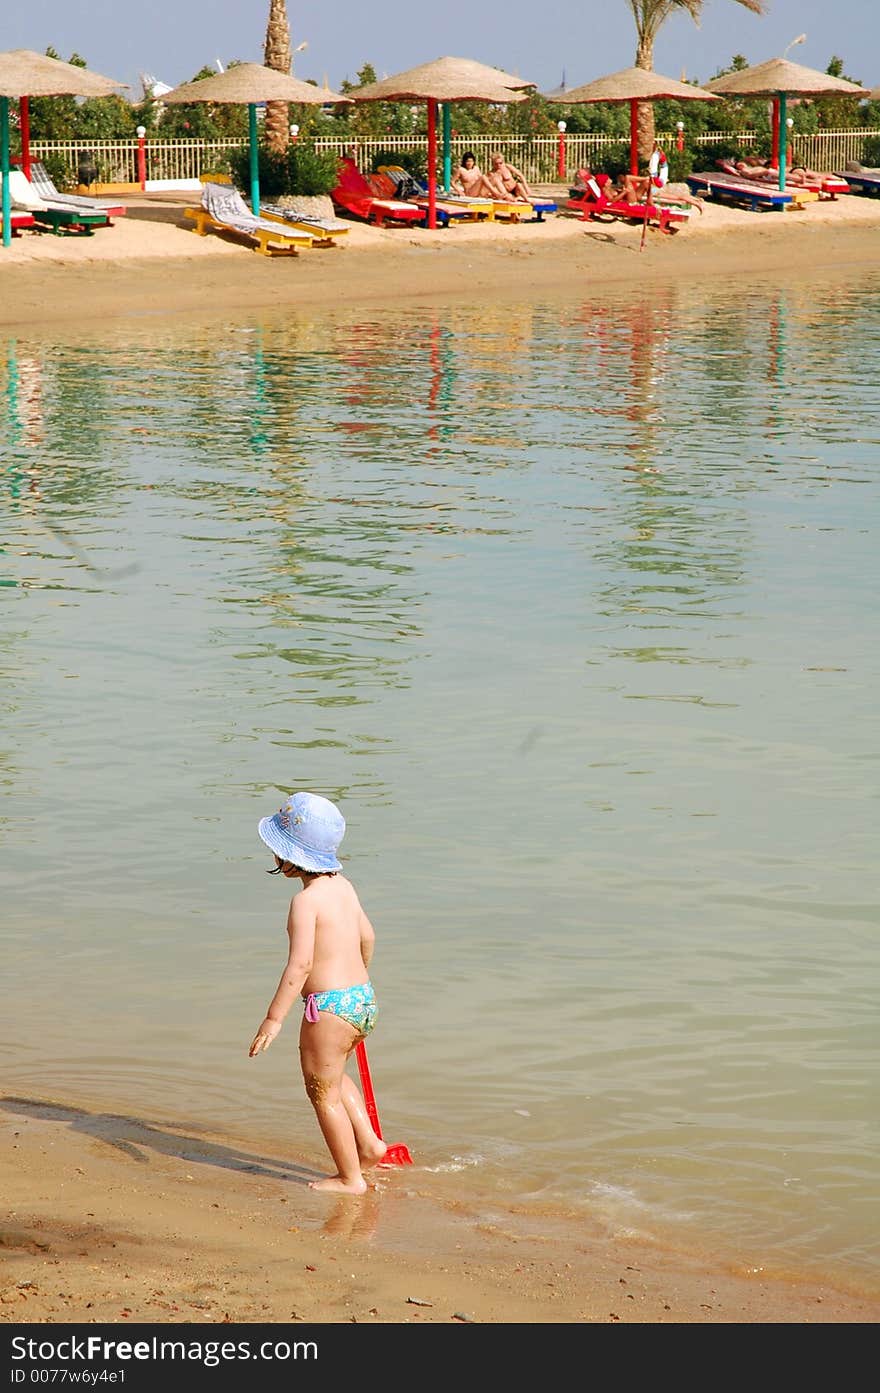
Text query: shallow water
2 270 879 1293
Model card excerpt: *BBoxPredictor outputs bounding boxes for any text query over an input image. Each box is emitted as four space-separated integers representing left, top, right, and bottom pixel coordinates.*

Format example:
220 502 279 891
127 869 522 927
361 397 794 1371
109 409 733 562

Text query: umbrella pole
630 99 639 175
248 103 260 215
426 98 437 229
771 97 780 174
442 102 452 192
1 99 10 250
20 98 31 180
777 92 787 192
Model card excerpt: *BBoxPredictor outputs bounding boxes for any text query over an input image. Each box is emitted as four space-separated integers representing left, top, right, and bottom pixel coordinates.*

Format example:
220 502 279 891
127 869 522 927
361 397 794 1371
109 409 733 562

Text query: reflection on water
2 275 879 1292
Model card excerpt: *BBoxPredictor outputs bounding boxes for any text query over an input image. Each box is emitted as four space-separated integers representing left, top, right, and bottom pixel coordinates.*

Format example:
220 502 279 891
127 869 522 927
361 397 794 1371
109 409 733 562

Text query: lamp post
676 120 684 153
136 124 147 191
556 120 567 180
289 123 300 143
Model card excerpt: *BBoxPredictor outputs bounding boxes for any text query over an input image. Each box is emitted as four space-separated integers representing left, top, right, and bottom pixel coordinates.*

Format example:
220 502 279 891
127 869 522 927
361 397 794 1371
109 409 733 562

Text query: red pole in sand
556 121 567 179
629 98 639 175
19 97 31 179
426 98 437 230
136 125 147 191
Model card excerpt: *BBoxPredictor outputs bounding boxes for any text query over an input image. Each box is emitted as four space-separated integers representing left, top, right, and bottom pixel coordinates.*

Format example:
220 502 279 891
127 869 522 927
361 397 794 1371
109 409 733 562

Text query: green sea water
2 272 878 1293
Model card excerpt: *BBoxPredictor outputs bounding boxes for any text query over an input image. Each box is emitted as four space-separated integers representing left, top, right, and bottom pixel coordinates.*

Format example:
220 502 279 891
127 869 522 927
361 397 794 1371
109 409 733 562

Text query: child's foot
358 1135 388 1169
309 1174 368 1195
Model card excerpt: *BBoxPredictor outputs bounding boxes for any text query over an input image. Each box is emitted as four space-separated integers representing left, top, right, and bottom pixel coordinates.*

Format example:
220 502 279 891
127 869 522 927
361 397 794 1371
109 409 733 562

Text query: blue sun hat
258 791 345 873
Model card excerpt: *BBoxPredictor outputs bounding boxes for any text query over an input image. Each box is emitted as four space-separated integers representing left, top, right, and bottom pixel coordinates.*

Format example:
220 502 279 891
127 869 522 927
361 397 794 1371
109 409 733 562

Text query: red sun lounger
331 157 424 228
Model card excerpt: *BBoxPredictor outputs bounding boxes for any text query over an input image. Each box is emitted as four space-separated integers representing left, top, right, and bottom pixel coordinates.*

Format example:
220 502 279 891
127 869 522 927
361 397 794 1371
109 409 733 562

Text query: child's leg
299 1014 367 1194
340 1071 387 1167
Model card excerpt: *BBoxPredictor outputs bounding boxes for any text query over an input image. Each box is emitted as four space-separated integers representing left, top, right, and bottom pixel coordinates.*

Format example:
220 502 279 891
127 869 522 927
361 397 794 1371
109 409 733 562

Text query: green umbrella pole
249 104 260 214
778 92 787 192
1 99 11 250
442 103 452 191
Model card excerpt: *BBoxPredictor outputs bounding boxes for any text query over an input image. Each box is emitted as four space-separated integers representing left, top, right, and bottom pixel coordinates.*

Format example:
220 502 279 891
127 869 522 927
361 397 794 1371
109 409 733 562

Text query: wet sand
2 1099 879 1326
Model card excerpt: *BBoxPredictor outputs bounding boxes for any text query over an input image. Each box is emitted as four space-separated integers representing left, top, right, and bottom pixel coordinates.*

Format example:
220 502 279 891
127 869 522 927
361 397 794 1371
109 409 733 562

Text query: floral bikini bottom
303 981 378 1036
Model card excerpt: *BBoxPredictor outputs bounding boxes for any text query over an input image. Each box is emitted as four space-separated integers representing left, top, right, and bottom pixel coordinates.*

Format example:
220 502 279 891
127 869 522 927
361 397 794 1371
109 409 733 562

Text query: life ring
649 147 669 188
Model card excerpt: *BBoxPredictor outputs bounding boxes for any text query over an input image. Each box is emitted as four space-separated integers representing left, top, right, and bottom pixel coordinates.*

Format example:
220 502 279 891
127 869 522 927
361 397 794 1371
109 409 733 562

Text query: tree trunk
264 0 292 155
635 36 655 164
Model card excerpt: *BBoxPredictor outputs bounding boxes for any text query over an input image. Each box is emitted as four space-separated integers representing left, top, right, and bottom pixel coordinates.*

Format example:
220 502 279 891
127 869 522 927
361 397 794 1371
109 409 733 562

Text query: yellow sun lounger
184 182 312 256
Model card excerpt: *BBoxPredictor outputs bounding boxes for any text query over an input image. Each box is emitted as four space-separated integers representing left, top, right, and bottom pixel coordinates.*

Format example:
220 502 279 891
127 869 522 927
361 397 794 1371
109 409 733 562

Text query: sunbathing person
488 151 535 202
451 152 501 199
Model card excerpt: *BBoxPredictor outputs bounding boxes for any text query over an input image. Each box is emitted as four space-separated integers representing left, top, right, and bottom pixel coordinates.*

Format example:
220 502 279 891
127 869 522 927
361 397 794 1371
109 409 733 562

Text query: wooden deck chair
2 169 112 236
29 161 126 217
184 182 312 255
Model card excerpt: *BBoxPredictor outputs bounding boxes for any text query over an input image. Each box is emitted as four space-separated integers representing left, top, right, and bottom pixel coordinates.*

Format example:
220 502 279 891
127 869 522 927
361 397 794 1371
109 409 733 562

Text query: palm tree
264 0 292 154
627 0 766 154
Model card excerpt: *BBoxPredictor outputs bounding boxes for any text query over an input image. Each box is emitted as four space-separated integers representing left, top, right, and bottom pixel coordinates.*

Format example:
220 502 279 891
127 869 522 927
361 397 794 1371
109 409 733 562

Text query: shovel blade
380 1142 414 1166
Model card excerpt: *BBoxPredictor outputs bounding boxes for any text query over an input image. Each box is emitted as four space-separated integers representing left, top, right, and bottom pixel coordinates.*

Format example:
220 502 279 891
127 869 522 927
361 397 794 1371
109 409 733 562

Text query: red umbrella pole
19 98 30 179
426 97 437 229
355 1040 413 1165
630 98 639 175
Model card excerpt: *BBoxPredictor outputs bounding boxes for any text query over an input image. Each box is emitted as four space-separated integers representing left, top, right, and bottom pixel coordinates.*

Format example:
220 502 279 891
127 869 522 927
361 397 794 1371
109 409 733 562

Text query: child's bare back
291 872 373 994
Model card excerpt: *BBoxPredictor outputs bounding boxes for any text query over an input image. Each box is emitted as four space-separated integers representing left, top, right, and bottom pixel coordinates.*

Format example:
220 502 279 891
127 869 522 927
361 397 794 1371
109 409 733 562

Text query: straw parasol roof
0 48 127 97
560 66 721 105
350 55 533 102
161 62 349 106
706 57 868 98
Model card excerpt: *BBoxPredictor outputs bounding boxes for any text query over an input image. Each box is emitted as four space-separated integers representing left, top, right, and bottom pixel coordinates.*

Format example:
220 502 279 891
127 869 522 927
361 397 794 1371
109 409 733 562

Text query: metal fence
28 129 879 186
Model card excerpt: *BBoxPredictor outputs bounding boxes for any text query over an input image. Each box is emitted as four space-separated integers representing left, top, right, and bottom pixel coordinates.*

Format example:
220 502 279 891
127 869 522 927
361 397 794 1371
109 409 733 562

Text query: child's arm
249 894 317 1056
359 905 376 972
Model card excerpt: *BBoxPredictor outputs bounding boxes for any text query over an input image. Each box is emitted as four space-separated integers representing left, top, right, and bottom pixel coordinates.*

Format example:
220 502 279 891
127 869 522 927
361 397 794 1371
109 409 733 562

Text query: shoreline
1 186 879 333
2 1091 878 1325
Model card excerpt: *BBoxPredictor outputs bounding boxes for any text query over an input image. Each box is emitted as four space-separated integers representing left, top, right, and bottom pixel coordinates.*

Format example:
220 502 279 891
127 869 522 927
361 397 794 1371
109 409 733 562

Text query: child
249 791 387 1194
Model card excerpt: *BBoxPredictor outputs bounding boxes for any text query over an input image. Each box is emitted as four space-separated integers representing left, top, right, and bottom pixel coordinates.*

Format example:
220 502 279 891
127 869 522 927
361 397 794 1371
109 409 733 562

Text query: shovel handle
355 1040 383 1139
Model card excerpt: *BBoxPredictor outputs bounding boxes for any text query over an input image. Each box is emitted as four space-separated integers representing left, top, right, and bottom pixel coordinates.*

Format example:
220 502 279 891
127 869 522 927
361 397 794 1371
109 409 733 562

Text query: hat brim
258 815 342 873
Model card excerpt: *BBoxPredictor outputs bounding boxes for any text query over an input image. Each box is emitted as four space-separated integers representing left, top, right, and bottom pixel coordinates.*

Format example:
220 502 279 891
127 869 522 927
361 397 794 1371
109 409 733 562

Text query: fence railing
27 128 878 187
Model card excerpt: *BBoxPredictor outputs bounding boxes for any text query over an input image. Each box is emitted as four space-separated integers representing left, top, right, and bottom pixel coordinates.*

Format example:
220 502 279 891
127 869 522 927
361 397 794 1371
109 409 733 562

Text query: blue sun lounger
835 167 880 196
686 172 793 212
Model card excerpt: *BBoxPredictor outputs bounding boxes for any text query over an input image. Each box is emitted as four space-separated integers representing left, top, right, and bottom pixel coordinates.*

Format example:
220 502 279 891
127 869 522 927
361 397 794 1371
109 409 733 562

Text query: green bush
863 134 880 166
227 141 339 198
666 149 694 182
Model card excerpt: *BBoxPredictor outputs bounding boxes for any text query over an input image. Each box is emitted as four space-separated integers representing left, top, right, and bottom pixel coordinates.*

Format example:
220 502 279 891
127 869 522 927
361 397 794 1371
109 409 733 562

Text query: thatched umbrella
0 49 127 248
350 56 532 228
162 62 351 213
706 58 869 189
556 67 722 176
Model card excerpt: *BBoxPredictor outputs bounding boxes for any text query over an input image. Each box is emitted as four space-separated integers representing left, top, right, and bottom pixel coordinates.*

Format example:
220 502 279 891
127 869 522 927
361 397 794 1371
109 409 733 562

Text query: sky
3 1 877 102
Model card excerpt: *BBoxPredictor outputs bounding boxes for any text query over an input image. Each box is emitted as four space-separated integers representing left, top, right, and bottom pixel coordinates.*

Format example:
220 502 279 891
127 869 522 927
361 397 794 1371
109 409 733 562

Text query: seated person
618 141 669 203
451 151 500 199
488 151 535 202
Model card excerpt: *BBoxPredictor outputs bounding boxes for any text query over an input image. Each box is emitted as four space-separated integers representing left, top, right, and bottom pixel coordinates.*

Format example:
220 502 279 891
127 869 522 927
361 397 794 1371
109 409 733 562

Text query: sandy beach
1 180 879 332
3 184 880 1335
2 1098 879 1328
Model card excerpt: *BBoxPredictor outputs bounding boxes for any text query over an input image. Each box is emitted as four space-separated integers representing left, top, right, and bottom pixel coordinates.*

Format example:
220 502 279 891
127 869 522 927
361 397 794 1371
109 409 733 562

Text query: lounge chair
835 161 880 196
1 169 112 236
566 172 691 234
365 169 480 227
715 158 848 201
258 202 350 245
686 171 794 212
0 209 37 237
330 157 425 228
28 161 126 217
184 182 312 255
376 164 495 221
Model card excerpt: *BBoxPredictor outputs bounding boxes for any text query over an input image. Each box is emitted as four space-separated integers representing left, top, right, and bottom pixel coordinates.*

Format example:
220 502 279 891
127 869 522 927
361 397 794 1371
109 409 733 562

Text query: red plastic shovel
355 1040 413 1165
